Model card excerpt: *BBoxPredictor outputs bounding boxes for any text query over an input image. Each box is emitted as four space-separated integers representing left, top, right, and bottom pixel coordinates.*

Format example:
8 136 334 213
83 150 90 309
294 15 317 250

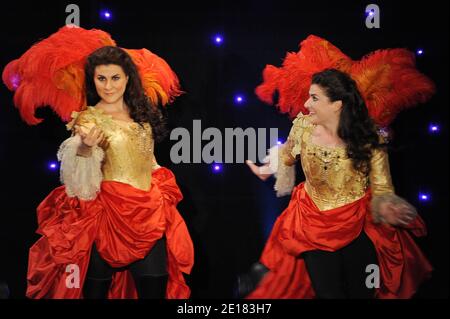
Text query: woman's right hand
75 125 107 148
246 160 274 181
74 125 108 157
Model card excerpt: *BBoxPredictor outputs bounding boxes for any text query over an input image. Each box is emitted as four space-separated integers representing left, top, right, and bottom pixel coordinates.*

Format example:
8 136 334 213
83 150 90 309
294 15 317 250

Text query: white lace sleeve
264 144 296 197
56 135 104 201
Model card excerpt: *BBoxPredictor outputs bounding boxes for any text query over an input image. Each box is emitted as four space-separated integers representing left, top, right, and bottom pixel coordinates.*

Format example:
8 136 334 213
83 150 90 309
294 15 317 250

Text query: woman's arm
369 147 417 226
73 124 107 157
152 153 161 170
67 110 107 157
280 138 297 166
57 111 106 200
369 147 395 196
246 113 307 196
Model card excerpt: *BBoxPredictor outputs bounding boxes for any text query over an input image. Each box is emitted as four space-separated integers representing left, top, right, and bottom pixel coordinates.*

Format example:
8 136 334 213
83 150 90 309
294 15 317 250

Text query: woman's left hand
378 200 417 226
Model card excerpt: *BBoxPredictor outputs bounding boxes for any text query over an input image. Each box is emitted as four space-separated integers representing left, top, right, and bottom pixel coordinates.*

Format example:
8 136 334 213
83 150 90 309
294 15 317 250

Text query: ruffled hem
247 183 432 299
27 167 194 299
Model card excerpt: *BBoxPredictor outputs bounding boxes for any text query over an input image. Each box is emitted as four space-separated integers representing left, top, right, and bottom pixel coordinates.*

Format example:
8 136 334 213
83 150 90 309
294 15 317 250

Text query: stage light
418 192 431 202
416 49 424 55
101 10 112 20
428 123 440 134
212 164 222 172
214 35 223 45
48 161 58 171
234 94 245 104
277 140 282 145
10 74 20 90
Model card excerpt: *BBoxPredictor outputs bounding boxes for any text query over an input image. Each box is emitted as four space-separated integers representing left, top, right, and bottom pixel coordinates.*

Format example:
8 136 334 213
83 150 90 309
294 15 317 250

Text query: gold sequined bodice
67 106 154 191
283 114 394 211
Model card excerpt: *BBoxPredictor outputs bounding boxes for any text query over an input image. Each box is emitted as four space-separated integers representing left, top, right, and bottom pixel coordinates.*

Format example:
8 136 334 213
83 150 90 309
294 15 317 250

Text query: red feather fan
255 35 435 126
3 26 181 125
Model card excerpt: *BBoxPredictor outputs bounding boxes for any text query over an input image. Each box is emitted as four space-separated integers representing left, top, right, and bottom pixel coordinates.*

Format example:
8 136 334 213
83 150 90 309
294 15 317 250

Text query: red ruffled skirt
26 167 194 299
247 182 432 299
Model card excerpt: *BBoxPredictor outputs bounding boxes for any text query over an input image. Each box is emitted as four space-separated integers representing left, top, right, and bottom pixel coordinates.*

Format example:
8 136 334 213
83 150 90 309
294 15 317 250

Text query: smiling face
304 84 342 125
93 64 129 104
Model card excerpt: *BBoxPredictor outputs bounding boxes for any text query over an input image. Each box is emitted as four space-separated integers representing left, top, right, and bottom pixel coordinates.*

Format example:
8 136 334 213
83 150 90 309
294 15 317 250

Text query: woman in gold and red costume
3 27 194 299
244 35 435 298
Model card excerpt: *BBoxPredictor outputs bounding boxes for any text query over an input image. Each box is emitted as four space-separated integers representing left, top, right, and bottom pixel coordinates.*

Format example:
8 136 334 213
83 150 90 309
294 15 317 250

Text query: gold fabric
67 106 154 191
284 113 395 211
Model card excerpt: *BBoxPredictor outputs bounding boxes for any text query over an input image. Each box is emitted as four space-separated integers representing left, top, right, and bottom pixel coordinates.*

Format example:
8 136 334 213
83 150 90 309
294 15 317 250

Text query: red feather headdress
255 35 435 127
2 26 182 125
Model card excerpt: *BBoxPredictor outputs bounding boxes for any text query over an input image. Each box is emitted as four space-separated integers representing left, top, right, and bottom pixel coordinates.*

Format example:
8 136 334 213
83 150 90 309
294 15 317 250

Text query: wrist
77 142 93 157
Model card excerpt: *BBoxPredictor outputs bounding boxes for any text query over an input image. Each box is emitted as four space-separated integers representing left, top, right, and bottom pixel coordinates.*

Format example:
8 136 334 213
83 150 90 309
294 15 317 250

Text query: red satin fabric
26 167 194 299
247 182 432 299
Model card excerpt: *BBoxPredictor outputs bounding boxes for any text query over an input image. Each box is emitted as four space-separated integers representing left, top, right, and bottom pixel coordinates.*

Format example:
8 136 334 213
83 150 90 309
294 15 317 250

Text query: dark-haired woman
245 69 432 299
26 46 194 299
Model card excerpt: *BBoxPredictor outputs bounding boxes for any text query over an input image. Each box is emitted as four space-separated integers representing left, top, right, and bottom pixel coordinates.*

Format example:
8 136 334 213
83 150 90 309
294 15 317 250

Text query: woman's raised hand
75 125 108 148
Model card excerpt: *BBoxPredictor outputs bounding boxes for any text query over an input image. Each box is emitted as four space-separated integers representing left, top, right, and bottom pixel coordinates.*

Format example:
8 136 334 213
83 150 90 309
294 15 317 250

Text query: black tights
302 231 378 299
83 237 168 299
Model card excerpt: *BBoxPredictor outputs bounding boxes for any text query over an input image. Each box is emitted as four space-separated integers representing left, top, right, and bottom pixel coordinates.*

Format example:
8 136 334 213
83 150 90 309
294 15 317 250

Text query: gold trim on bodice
67 106 154 191
283 114 394 211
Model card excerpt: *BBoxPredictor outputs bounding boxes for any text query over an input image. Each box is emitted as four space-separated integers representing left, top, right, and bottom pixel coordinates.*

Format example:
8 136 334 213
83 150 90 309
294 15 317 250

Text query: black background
0 0 448 299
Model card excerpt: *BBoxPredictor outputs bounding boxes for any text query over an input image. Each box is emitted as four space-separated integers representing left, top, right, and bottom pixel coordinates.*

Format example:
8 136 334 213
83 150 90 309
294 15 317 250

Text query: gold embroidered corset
282 114 395 211
67 106 154 191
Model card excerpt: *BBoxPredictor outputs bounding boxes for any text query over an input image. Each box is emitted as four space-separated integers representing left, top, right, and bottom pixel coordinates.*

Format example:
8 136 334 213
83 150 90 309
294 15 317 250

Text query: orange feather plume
2 26 182 125
255 35 435 126
125 48 182 107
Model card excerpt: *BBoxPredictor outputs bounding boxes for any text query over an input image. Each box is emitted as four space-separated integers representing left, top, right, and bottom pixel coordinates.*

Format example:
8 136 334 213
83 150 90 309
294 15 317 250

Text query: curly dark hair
311 68 384 175
84 46 167 142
